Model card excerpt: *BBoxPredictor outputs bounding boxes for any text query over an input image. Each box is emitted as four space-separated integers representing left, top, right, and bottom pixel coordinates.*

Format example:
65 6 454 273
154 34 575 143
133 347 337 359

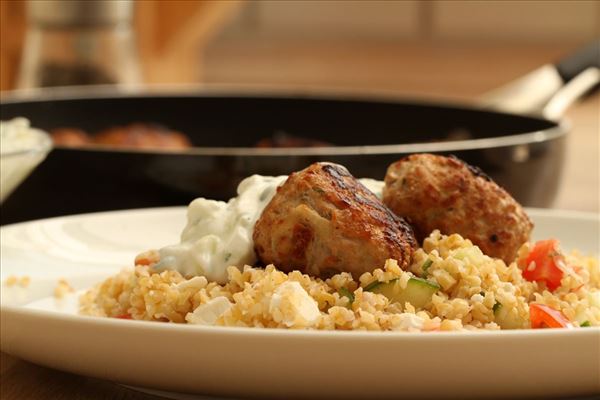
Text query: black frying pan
1 41 598 225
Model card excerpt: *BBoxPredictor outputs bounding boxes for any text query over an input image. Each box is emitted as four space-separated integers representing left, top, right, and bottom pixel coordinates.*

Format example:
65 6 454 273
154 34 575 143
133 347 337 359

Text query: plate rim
1 206 598 339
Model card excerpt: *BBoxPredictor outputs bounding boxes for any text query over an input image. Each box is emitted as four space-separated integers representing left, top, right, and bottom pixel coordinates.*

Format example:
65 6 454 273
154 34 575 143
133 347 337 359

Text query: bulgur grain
80 231 600 331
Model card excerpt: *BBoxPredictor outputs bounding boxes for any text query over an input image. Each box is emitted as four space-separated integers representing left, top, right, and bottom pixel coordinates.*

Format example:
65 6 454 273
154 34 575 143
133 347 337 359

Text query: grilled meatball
253 162 416 278
51 128 92 147
382 154 533 263
93 123 191 150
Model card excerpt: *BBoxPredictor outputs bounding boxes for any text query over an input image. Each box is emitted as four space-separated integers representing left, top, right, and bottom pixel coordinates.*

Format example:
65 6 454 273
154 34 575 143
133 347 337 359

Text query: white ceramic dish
1 207 599 399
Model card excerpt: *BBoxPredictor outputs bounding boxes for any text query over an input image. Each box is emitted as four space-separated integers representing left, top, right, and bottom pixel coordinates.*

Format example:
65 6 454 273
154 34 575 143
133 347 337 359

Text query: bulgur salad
80 156 600 331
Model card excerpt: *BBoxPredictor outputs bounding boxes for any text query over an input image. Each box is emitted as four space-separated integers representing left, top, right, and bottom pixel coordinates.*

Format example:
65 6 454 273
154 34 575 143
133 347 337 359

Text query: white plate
1 207 599 399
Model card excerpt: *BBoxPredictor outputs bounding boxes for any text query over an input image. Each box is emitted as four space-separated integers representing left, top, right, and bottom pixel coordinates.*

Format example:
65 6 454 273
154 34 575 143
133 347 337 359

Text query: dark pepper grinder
17 0 141 89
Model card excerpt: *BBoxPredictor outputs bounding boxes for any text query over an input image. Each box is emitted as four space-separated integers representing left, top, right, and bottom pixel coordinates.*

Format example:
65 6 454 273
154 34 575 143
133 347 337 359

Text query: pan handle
480 39 600 119
556 39 600 83
543 66 599 120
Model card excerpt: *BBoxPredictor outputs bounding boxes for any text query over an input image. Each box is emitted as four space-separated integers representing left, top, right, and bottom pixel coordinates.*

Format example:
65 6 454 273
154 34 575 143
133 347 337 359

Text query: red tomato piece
134 250 160 267
521 239 564 291
530 303 573 329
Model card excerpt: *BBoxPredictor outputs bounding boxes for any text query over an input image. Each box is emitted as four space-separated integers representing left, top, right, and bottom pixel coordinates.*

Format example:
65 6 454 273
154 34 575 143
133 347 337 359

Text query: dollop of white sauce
0 118 52 202
359 178 385 199
0 118 49 154
156 174 384 283
156 175 287 283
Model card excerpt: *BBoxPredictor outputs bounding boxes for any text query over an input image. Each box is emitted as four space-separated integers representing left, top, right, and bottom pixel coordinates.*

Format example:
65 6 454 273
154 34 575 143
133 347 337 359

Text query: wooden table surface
1 41 599 399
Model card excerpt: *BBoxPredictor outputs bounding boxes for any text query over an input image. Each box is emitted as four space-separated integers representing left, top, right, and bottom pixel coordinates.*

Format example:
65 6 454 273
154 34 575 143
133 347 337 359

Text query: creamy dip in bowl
0 118 52 202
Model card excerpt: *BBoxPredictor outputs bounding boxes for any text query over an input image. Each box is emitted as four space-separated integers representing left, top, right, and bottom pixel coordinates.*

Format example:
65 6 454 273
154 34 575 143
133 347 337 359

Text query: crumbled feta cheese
186 296 233 325
175 276 208 291
269 281 321 328
392 313 425 331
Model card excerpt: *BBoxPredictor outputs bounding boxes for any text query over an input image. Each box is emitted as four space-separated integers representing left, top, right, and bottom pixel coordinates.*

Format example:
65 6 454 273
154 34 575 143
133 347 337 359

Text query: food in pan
51 123 191 150
50 127 92 147
51 124 332 150
93 123 191 149
254 132 333 148
80 155 599 331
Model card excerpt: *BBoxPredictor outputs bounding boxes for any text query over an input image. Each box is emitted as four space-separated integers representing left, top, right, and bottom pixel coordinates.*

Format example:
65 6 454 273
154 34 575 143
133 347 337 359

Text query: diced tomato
134 250 159 266
116 314 132 319
521 239 564 291
530 303 573 329
135 256 152 266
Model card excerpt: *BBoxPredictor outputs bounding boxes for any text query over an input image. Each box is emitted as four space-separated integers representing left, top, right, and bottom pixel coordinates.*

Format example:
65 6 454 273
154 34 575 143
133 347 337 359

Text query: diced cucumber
363 280 383 292
492 302 502 313
338 287 355 305
493 301 526 329
421 259 433 276
368 277 440 308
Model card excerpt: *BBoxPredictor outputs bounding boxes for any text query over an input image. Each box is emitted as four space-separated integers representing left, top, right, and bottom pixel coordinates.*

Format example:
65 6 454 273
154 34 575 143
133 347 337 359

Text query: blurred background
1 0 598 211
2 0 599 94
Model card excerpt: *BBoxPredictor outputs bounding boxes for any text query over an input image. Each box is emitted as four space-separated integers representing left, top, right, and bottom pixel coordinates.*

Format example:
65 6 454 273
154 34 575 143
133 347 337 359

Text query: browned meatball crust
253 162 417 278
93 123 191 149
382 154 533 263
51 128 92 147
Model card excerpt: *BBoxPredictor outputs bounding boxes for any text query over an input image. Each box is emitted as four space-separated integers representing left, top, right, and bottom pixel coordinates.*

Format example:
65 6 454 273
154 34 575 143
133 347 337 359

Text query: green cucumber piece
339 287 355 305
492 302 502 313
363 279 384 292
421 259 433 276
369 277 439 308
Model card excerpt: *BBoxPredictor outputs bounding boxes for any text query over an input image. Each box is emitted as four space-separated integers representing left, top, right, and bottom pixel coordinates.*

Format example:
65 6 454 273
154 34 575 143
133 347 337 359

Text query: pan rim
0 86 568 156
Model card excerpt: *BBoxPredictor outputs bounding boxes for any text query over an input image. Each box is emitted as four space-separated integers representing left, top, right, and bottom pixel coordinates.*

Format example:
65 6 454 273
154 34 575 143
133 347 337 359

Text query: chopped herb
580 321 591 327
363 280 382 292
339 287 355 304
364 278 399 292
492 302 502 314
421 259 433 275
313 186 326 194
410 276 440 290
224 253 232 262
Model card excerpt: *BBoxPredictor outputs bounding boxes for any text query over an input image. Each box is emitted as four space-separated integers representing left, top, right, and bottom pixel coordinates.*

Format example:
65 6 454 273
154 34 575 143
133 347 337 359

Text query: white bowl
0 120 52 203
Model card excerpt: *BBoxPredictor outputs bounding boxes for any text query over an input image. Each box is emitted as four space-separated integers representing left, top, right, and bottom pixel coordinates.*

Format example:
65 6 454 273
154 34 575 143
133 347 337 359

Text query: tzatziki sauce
156 174 385 283
0 117 49 154
0 118 52 202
